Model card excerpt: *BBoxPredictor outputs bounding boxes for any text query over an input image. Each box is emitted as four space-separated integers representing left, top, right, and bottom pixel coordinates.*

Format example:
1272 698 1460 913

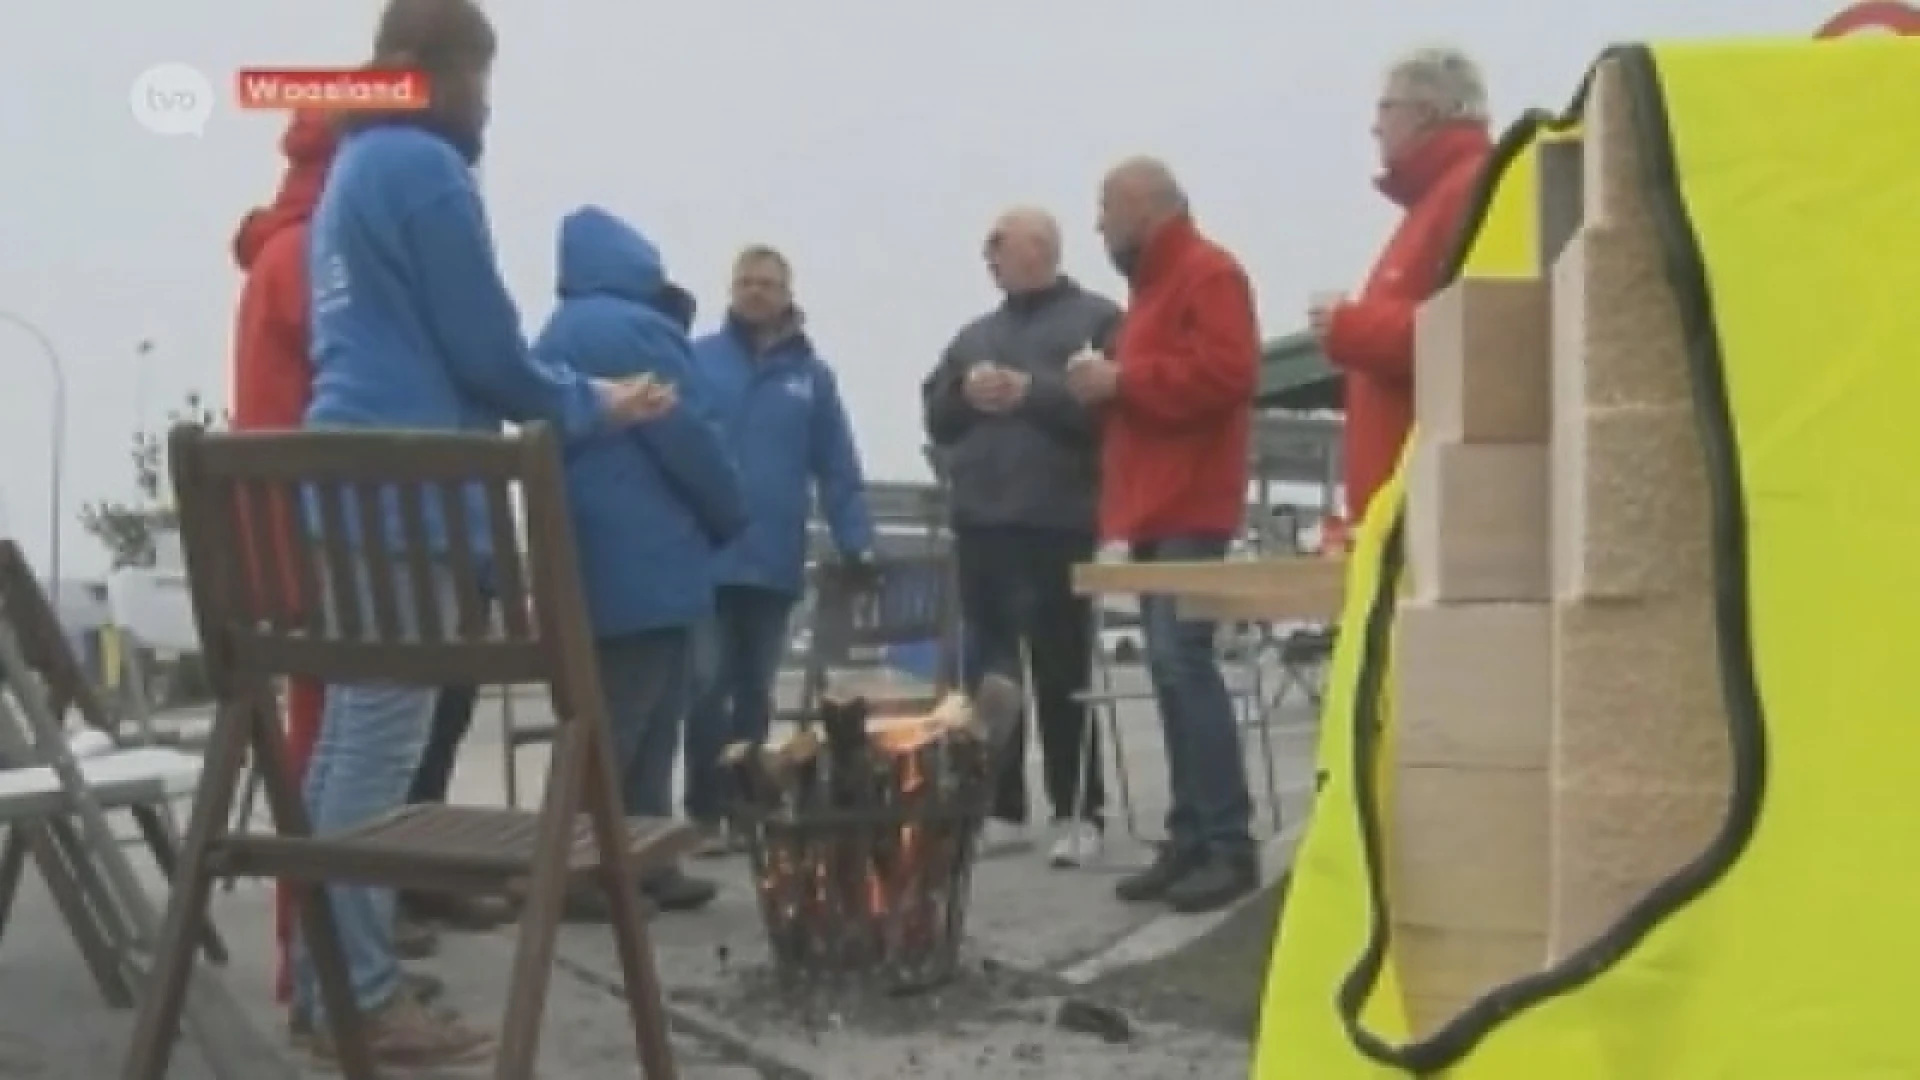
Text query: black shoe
1115 845 1204 904
642 867 718 913
1164 852 1258 914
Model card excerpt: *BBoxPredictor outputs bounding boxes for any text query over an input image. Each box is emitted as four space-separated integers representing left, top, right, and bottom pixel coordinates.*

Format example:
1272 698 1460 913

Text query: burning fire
725 687 1016 987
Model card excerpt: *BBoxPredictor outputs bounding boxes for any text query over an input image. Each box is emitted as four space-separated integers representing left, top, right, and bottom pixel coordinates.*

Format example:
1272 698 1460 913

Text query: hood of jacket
232 111 337 270
557 206 671 305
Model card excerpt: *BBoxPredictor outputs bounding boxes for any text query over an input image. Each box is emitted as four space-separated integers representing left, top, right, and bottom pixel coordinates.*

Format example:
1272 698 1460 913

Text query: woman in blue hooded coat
532 206 745 915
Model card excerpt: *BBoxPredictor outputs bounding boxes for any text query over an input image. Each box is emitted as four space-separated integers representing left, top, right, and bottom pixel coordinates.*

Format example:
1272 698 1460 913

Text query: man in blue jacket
291 0 669 1065
683 245 875 850
533 207 745 916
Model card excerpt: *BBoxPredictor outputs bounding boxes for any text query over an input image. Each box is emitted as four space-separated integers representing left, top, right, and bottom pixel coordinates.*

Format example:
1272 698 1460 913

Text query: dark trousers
955 524 1104 824
405 684 479 805
683 585 796 822
597 628 692 820
1133 535 1253 857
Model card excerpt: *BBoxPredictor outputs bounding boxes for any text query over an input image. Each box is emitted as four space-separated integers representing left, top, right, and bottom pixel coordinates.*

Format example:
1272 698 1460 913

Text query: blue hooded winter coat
692 316 873 596
533 208 745 637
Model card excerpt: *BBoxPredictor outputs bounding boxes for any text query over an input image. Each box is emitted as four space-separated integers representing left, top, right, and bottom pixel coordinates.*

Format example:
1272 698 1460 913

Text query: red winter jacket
232 110 334 433
1324 122 1492 523
1100 215 1260 542
230 112 335 602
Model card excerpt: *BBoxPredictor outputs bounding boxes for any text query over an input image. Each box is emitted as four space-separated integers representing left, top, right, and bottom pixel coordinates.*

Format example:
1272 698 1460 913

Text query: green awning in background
1260 330 1340 412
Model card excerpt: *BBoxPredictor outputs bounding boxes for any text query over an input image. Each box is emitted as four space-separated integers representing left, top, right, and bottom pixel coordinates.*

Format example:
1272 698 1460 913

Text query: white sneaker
1049 820 1104 868
977 819 1034 859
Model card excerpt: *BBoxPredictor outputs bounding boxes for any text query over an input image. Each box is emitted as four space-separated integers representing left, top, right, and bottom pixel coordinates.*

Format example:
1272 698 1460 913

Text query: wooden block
1536 136 1584 269
1395 600 1551 770
1552 596 1730 791
1396 923 1546 1036
1406 440 1549 602
1415 278 1551 443
1580 60 1651 228
1548 780 1727 961
1551 403 1712 601
1390 764 1549 936
1550 224 1690 411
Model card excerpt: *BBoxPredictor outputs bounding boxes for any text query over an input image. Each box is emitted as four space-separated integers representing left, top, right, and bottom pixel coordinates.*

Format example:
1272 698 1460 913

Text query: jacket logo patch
784 375 813 401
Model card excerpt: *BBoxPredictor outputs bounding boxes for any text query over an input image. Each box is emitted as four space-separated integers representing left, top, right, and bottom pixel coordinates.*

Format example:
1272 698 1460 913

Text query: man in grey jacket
922 207 1121 868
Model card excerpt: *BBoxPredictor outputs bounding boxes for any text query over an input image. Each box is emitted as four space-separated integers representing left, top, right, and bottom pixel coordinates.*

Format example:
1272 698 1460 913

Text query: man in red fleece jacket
229 109 337 1008
1068 156 1261 913
1310 46 1494 525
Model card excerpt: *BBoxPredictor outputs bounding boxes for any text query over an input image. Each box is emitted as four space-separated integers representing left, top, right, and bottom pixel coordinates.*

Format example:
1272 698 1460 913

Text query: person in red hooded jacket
1310 46 1494 525
229 108 336 1010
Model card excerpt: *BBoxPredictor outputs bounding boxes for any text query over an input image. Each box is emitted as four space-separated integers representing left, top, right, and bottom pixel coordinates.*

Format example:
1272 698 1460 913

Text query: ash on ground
706 950 1058 1038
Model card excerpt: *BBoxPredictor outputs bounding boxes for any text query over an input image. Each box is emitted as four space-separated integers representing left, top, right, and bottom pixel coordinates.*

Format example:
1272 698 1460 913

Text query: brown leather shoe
309 989 492 1068
287 971 445 1050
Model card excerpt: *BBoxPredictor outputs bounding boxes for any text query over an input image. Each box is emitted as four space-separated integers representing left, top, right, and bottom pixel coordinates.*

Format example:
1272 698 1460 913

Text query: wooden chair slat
437 480 487 638
394 481 444 642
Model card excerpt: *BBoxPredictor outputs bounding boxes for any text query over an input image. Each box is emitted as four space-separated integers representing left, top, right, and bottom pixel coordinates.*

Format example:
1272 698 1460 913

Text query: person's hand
989 368 1030 409
1307 291 1346 337
963 363 1004 410
596 375 677 425
965 362 1026 413
1065 348 1118 404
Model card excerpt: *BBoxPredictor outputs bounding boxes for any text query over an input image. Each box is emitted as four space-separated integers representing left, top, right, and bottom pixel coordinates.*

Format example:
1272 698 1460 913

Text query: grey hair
1386 46 1489 122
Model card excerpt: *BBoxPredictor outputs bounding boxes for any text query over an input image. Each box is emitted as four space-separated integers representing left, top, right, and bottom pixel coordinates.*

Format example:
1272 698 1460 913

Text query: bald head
1104 157 1186 212
1098 156 1188 277
985 206 1062 294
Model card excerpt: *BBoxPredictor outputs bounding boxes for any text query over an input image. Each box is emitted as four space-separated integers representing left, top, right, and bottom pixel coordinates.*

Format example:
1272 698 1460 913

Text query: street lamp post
0 310 67 595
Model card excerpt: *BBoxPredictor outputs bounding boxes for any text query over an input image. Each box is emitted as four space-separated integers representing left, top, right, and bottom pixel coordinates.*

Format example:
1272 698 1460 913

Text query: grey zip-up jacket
922 277 1122 533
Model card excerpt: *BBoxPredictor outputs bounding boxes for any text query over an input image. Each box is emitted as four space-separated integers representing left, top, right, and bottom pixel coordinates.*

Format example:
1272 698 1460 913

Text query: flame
754 708 962 969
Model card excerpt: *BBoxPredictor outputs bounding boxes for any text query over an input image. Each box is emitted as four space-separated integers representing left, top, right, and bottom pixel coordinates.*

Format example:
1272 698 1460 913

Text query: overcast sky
0 0 1836 577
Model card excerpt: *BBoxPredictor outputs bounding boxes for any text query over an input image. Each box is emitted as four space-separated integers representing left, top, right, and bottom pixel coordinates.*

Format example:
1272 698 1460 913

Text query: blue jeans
683 585 795 822
293 565 455 1021
596 628 691 825
1133 536 1255 858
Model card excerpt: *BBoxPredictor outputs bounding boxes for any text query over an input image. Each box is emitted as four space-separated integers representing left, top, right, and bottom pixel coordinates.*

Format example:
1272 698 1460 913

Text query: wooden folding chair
122 424 693 1080
0 540 228 973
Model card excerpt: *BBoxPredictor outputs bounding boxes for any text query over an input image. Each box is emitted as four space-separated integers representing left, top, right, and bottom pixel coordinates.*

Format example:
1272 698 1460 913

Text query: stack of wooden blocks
1389 59 1733 1035
1544 64 1730 961
1396 274 1552 1035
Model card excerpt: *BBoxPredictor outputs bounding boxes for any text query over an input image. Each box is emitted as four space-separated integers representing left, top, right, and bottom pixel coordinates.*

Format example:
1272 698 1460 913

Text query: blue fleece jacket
304 123 606 555
692 317 874 596
533 208 745 637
